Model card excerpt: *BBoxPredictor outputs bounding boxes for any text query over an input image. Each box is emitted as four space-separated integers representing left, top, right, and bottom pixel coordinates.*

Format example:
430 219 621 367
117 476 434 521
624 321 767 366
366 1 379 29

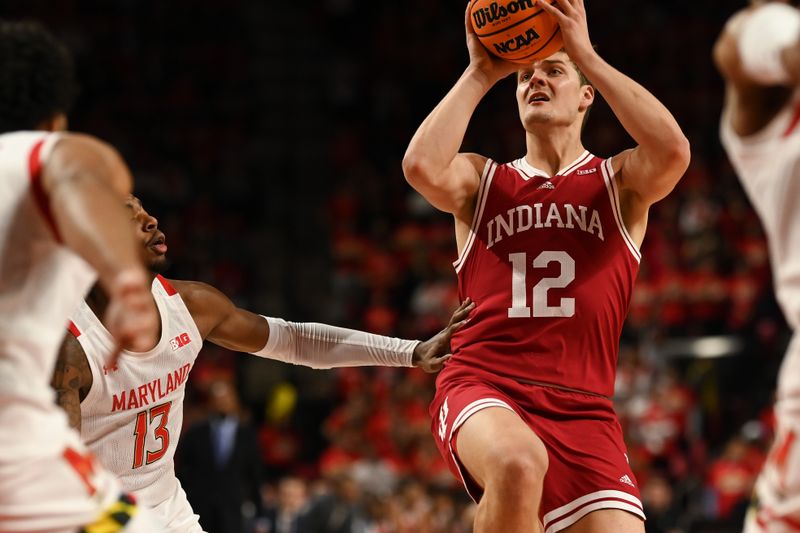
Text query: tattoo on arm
51 333 92 431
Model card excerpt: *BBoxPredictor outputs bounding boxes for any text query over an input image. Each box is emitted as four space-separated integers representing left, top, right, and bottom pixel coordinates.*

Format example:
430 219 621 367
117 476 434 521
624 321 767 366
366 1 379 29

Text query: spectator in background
179 380 262 533
705 437 763 522
259 477 308 533
301 471 368 533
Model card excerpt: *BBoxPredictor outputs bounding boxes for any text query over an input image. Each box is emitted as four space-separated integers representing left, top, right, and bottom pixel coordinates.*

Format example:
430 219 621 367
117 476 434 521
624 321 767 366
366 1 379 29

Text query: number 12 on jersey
132 401 171 469
508 251 575 318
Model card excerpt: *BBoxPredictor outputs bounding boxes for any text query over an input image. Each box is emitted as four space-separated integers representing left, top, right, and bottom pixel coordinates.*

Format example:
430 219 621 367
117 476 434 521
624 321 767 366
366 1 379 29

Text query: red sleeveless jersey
442 152 640 398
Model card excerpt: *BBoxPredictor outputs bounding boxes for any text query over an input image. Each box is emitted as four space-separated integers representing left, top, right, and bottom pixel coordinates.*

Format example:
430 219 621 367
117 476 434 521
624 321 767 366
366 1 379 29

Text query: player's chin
147 254 169 273
521 112 551 129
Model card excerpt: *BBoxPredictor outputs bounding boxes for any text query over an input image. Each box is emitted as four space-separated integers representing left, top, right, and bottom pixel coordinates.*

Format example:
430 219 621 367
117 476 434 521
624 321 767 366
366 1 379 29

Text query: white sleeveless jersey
70 275 202 511
721 97 800 331
0 131 97 460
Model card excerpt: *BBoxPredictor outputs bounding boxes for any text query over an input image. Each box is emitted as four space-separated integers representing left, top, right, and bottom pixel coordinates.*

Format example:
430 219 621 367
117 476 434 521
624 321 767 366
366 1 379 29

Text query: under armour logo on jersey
619 474 635 487
103 363 119 375
169 332 192 351
576 168 597 175
537 180 555 190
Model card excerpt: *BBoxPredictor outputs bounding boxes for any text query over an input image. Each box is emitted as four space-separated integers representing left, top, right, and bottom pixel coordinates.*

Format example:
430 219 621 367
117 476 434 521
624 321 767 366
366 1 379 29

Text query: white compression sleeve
738 3 800 85
251 316 419 369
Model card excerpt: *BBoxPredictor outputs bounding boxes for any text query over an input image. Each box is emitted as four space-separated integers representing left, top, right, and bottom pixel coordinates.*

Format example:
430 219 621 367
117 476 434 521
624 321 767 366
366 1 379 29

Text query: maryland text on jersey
111 363 191 412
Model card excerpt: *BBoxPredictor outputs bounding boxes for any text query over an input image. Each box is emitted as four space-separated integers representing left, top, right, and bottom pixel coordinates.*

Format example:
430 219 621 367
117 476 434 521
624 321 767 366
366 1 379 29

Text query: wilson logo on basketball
169 332 191 351
471 0 538 30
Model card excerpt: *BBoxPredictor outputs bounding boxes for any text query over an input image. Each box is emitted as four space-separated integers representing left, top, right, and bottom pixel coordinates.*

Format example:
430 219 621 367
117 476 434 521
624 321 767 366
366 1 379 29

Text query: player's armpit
402 152 485 215
612 143 688 209
609 149 683 248
173 279 269 352
51 333 92 430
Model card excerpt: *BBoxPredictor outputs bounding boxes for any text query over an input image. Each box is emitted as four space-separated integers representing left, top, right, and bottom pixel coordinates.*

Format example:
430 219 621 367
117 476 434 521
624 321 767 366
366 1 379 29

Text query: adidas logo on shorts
619 474 635 487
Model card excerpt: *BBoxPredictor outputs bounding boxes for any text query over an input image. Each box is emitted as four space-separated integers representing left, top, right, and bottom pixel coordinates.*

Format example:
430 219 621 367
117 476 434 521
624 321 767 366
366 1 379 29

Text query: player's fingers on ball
541 0 566 18
554 0 574 12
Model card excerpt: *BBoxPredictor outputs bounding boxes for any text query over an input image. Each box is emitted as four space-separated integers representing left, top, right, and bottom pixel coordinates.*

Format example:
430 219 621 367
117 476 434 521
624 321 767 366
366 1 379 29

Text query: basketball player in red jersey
0 20 166 532
402 1 690 532
52 196 474 532
715 2 800 531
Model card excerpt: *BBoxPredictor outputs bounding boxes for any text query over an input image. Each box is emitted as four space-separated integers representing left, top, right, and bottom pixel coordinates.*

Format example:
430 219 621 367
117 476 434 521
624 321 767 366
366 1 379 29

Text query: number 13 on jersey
132 401 171 469
508 251 575 318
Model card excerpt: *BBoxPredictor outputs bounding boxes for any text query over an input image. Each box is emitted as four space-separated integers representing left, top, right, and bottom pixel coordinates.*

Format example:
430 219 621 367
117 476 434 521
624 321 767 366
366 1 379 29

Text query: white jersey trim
453 159 497 274
84 289 172 361
37 133 63 166
511 150 592 179
600 159 641 263
542 489 645 533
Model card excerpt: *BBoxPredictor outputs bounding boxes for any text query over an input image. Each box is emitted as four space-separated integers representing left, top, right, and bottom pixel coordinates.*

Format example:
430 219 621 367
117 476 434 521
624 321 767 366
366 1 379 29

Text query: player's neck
524 128 585 177
85 284 110 319
86 271 158 325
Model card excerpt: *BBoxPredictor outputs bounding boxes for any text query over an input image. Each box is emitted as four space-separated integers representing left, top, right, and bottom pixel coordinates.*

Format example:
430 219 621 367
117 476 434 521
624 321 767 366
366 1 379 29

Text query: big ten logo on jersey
169 332 191 351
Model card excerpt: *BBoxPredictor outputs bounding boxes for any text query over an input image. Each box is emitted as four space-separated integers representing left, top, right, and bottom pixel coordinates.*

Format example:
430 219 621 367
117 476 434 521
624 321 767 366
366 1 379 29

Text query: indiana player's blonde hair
565 50 593 130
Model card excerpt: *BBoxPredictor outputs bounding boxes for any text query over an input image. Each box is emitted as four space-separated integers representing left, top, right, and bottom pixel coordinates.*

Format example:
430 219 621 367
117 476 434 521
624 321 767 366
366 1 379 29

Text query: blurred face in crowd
278 477 307 514
126 195 168 272
209 380 239 417
515 50 594 132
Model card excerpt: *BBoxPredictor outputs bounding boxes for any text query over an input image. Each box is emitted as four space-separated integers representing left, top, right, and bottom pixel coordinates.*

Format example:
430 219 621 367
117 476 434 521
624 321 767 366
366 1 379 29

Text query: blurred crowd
4 0 793 531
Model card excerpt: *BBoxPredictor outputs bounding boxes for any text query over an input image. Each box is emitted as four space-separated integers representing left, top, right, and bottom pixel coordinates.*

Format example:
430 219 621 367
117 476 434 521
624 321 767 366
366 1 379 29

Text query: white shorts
745 335 800 533
0 429 165 533
143 478 205 533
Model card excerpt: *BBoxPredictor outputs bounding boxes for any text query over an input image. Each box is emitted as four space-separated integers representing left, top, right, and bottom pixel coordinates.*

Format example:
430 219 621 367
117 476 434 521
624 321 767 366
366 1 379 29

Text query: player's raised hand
412 298 476 373
465 2 518 85
539 0 594 63
103 269 158 362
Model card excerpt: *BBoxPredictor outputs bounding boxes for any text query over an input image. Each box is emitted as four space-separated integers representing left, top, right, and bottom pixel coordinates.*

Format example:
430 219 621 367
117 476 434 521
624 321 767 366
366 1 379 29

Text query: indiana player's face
515 51 593 131
125 195 168 272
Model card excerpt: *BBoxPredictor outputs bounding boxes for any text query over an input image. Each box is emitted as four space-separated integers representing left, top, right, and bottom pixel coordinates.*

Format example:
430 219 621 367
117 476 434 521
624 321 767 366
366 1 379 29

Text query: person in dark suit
259 477 308 533
179 379 263 533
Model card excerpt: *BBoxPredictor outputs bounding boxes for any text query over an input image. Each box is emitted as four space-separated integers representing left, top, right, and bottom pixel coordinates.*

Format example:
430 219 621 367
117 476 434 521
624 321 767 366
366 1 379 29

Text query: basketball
469 0 563 65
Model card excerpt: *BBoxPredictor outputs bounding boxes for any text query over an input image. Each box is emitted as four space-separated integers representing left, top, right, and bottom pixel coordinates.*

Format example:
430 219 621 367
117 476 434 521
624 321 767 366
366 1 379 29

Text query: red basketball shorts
429 370 645 533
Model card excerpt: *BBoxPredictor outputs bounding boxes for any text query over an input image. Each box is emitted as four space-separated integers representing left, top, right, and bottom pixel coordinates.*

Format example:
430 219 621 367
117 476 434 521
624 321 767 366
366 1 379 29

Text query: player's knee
488 447 548 490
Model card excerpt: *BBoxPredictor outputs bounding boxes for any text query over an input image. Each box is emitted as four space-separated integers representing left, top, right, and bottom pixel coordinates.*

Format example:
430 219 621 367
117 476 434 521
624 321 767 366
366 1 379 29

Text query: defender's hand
412 298 475 373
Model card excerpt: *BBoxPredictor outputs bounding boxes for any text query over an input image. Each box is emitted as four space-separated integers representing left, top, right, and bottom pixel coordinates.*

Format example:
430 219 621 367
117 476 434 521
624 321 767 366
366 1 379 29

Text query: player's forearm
251 317 419 369
51 172 145 289
577 53 689 163
403 67 492 182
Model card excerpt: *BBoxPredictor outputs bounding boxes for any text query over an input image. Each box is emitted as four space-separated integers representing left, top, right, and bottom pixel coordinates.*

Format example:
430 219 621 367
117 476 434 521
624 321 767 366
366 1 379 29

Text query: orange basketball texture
469 0 563 65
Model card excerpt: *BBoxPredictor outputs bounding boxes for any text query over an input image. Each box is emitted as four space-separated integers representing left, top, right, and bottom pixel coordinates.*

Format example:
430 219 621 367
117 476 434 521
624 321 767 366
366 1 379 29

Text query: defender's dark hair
0 20 77 133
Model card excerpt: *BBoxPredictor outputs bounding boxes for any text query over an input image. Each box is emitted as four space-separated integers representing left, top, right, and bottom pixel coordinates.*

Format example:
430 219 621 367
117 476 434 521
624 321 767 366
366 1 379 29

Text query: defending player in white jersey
53 196 474 532
715 2 800 531
0 20 167 533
